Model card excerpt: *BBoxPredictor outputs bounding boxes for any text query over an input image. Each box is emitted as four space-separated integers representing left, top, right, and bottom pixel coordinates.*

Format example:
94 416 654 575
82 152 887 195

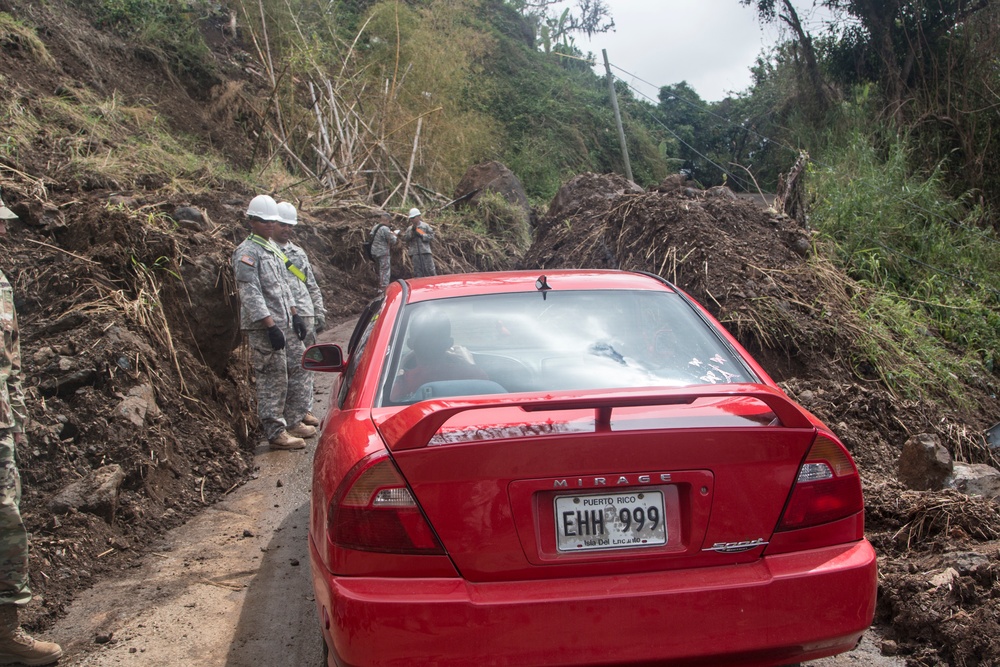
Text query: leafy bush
810 95 1000 401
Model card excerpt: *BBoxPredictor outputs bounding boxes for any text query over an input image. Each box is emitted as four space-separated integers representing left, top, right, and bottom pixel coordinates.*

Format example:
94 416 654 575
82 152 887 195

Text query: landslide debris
1 0 999 664
522 172 1000 666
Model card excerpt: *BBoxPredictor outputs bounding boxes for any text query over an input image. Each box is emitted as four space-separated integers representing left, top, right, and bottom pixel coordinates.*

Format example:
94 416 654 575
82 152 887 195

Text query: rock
452 161 530 216
38 368 98 397
705 185 738 200
173 205 204 223
656 173 691 193
16 202 66 229
948 461 1000 499
49 464 126 523
172 206 213 232
104 325 156 360
790 236 811 257
35 313 87 337
115 396 146 427
928 567 959 589
108 195 136 208
897 433 953 490
987 422 1000 452
32 347 57 364
941 550 991 575
115 384 159 427
109 537 131 550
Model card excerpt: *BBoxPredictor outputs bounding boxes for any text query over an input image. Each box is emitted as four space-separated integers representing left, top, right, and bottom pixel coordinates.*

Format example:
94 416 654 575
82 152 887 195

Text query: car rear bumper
311 539 877 667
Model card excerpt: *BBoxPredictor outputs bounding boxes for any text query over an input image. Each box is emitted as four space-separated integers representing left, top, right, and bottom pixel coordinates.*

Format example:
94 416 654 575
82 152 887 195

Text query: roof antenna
535 274 551 299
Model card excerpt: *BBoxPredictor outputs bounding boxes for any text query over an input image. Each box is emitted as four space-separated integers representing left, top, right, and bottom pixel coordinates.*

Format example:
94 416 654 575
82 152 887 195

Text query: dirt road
46 317 901 667
46 320 356 666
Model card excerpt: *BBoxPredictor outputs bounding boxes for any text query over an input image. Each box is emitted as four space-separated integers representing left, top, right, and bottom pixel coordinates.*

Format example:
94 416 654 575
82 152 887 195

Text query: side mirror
302 344 347 373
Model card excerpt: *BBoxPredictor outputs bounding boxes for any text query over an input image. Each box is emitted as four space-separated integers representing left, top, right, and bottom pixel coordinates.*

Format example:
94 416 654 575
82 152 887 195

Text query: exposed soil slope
1 2 999 666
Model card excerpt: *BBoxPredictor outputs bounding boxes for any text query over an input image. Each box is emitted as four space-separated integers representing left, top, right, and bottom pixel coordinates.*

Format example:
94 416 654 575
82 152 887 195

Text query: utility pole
603 49 633 183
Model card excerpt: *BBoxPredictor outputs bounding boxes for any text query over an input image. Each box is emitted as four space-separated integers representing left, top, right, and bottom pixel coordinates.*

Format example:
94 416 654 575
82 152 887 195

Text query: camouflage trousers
0 430 30 607
375 256 391 290
411 253 436 278
297 316 317 412
248 326 309 441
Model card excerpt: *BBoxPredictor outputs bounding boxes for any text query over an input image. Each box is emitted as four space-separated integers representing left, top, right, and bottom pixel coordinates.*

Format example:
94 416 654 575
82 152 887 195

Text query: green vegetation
0 12 56 68
809 112 999 402
6 0 998 408
1 83 245 193
68 0 214 78
717 1 1000 408
458 190 530 249
231 0 670 205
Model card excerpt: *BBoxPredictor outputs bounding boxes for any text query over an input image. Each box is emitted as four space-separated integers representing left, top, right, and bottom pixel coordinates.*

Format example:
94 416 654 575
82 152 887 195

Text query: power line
604 59 1000 297
616 80 755 191
609 59 1000 249
609 62 805 161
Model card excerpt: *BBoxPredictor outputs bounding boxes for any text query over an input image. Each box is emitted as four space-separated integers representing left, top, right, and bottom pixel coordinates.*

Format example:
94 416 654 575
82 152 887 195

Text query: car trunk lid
375 385 818 583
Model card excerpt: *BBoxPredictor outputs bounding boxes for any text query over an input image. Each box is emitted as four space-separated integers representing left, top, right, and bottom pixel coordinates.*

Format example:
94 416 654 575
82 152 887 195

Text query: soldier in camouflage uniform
401 208 436 278
231 195 315 451
0 191 63 665
369 214 398 291
273 202 325 428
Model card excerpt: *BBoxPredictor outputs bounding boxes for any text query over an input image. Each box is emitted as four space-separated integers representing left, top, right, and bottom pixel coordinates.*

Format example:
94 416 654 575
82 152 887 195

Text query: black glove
267 325 285 350
292 314 307 341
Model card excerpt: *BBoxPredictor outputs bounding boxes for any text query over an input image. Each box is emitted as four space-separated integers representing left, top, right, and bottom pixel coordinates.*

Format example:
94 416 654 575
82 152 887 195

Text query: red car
304 270 876 667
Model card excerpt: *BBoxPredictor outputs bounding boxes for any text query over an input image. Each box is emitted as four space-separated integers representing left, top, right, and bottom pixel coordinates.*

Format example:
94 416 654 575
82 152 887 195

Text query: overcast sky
562 1 832 103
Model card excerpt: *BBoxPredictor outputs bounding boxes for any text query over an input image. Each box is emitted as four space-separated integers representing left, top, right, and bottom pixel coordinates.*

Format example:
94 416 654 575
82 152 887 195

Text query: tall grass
70 0 213 77
5 86 246 193
810 95 1000 402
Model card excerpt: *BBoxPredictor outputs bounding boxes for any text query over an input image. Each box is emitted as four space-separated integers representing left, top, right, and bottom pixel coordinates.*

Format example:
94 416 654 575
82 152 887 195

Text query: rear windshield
378 289 756 406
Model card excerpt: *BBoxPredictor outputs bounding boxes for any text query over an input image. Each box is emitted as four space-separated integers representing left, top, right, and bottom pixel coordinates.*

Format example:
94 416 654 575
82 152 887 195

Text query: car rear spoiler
377 383 815 451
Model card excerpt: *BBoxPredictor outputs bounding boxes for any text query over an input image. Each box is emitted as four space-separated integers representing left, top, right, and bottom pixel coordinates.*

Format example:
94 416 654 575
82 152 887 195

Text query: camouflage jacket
232 235 295 330
369 222 397 259
0 268 26 432
278 242 325 318
401 221 434 256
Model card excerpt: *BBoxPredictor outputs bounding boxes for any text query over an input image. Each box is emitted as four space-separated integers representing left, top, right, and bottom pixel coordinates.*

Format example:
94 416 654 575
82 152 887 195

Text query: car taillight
329 452 445 554
776 434 864 531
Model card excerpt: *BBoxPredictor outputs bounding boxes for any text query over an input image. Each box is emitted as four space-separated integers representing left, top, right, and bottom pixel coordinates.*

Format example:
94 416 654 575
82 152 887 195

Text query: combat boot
268 431 306 450
302 412 320 426
0 605 62 666
286 423 317 438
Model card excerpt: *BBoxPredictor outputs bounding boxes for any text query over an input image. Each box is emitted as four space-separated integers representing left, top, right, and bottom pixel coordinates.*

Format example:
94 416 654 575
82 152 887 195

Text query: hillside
2 1 1000 666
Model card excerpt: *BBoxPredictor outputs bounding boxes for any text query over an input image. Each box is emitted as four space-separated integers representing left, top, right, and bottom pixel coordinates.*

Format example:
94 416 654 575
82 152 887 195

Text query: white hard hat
276 201 298 225
0 191 16 220
246 194 280 221
408 208 421 219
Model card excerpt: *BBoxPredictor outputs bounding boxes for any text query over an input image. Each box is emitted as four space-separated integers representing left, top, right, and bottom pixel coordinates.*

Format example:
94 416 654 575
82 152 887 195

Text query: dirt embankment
523 173 1000 666
2 1 1000 665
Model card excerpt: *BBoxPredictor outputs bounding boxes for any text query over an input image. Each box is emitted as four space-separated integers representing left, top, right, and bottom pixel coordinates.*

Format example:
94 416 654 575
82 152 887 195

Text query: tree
739 0 829 120
744 0 993 124
505 0 614 52
742 0 1000 217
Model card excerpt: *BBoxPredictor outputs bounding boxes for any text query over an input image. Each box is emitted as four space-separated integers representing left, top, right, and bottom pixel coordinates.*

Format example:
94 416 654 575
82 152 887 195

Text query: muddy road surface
45 320 356 666
46 317 901 667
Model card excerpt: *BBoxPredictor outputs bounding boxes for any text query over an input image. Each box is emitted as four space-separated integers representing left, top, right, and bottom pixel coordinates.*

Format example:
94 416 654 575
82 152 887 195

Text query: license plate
555 491 667 552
